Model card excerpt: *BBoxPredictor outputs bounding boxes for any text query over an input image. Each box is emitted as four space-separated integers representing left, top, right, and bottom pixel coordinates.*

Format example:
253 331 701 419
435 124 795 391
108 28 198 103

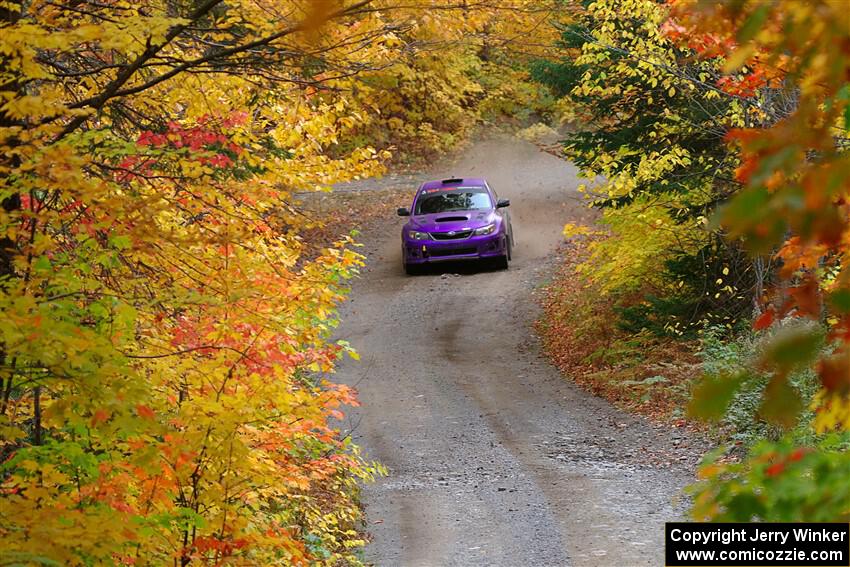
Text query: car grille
430 247 477 257
430 229 473 240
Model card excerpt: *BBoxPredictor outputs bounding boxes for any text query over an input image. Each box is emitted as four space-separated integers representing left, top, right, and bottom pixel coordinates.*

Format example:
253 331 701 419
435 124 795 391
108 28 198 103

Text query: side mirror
397 207 410 217
496 199 510 208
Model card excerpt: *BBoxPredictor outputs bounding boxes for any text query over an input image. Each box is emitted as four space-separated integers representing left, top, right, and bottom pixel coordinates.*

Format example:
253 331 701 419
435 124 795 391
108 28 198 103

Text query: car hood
409 210 495 232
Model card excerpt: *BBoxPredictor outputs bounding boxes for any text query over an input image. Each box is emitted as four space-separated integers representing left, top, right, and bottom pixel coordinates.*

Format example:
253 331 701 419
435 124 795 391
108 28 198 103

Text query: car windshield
415 188 491 215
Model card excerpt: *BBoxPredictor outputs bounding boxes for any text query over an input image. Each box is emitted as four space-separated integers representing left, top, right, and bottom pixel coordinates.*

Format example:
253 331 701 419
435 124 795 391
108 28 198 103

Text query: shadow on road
406 259 507 276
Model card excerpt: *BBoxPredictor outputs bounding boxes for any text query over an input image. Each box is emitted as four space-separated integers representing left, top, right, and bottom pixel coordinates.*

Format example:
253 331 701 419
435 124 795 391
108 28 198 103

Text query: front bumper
403 233 507 264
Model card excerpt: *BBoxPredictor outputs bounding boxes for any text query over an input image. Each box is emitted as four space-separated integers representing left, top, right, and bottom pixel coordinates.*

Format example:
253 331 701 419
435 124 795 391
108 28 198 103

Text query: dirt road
334 136 701 566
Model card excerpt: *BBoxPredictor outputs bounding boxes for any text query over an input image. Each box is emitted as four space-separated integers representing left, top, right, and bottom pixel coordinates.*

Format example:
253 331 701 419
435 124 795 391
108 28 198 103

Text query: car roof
418 177 488 192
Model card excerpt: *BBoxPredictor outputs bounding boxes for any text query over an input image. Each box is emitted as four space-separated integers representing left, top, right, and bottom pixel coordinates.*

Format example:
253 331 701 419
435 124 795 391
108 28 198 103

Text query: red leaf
765 462 785 477
789 448 808 462
753 309 774 330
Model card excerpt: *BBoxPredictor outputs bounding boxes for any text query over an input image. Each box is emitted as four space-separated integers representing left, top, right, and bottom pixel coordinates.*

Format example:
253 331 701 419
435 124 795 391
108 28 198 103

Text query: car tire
493 254 509 271
490 235 511 270
404 263 421 276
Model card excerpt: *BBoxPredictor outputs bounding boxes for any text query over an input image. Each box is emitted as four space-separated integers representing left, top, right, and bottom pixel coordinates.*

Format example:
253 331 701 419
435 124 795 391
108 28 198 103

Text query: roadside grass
698 324 824 450
537 235 826 453
536 238 701 424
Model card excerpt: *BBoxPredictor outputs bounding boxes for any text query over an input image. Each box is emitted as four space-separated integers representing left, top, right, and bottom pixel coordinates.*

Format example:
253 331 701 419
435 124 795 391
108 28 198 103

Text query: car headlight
408 230 429 240
473 223 496 236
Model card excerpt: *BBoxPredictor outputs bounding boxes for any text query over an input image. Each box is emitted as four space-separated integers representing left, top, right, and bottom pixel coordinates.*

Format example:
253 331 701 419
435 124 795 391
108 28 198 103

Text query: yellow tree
0 0 561 563
532 0 765 338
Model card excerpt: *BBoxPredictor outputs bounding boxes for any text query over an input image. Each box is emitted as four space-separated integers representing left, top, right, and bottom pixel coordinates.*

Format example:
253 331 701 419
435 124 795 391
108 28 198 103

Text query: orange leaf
818 353 850 393
789 277 821 318
90 409 110 426
135 404 155 420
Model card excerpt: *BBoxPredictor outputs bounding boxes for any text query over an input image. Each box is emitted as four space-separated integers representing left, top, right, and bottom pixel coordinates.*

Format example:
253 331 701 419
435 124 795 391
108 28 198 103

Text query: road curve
335 136 696 567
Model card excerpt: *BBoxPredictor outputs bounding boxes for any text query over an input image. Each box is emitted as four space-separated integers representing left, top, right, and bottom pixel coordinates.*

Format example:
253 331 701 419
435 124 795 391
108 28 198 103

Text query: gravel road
334 135 705 567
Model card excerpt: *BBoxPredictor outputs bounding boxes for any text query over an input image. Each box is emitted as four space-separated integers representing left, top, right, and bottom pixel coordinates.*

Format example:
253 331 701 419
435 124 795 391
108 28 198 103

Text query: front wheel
492 254 509 271
492 236 511 270
404 262 422 276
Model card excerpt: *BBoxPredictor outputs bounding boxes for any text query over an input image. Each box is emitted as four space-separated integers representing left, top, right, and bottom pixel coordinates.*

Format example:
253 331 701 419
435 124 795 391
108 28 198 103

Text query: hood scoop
434 215 469 222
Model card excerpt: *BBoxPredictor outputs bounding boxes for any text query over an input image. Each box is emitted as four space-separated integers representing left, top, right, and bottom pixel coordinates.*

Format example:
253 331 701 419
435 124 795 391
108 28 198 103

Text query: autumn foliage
532 0 767 340
14 0 850 553
671 1 850 522
0 0 557 564
535 0 850 522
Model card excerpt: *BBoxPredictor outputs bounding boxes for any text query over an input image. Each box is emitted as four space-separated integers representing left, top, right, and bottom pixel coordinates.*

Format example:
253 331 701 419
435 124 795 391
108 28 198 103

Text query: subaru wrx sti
397 177 513 275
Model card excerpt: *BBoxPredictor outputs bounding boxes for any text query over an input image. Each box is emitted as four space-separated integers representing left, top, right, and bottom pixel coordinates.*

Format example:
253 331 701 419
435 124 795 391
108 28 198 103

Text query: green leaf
726 492 767 521
110 235 131 250
835 84 850 131
737 5 769 43
828 289 850 313
33 255 51 273
759 375 803 429
719 186 787 253
0 551 63 566
760 324 823 374
688 371 748 421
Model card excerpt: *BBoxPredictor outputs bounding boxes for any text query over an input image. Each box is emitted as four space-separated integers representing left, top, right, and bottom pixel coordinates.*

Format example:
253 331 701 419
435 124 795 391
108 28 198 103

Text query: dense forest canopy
0 1 557 563
4 0 850 563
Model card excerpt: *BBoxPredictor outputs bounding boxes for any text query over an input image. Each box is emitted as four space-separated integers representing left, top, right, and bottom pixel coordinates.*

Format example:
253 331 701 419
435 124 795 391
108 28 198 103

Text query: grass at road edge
535 236 702 426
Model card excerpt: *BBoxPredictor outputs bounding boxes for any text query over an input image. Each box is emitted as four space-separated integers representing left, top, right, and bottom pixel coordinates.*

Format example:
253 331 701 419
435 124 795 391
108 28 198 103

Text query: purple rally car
397 177 514 275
